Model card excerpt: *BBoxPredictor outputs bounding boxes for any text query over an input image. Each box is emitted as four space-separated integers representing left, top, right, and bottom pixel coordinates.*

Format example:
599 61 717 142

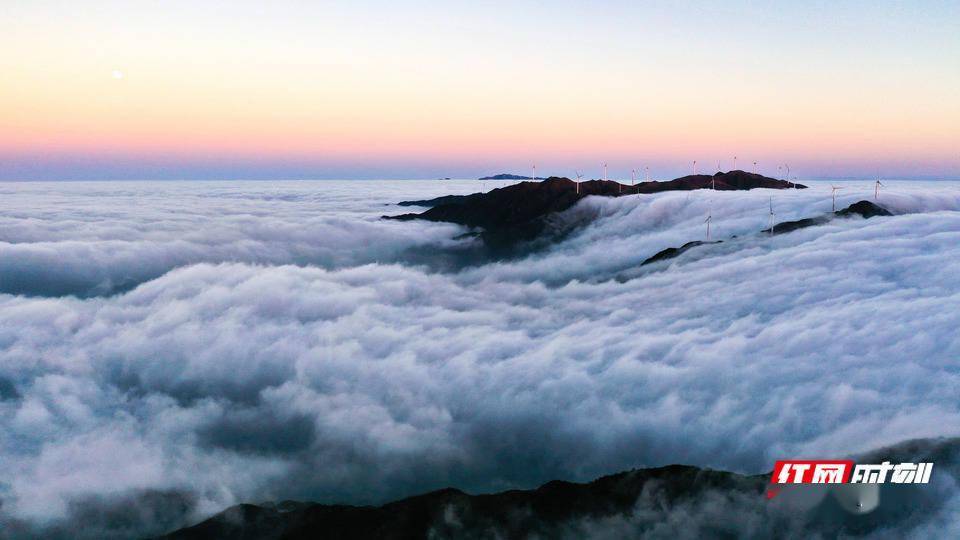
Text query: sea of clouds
1 179 959 538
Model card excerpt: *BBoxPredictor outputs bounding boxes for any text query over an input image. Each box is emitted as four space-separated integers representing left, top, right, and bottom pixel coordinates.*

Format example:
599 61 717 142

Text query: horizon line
3 175 959 183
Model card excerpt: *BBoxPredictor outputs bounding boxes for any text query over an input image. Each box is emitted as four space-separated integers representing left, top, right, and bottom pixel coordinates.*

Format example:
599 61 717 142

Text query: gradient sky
1 0 958 180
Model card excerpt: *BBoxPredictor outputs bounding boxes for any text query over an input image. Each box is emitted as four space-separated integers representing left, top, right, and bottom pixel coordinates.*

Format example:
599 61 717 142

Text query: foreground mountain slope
161 465 764 540
160 437 960 539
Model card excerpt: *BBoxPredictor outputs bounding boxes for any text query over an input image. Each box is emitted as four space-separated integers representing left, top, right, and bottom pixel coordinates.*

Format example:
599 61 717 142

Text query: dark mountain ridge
160 465 761 540
160 436 959 540
386 171 803 254
641 200 893 266
479 173 540 180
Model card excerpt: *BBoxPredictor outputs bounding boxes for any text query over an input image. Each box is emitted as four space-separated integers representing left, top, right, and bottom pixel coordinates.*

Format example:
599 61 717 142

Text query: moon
112 70 125 80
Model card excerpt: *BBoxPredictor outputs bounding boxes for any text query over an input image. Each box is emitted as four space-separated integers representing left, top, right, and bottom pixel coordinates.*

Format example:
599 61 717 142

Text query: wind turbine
777 165 782 180
631 168 636 186
784 164 791 187
603 163 608 182
575 170 583 195
645 166 650 182
733 156 737 170
768 197 775 236
693 160 697 175
753 161 758 174
716 159 721 173
831 185 842 212
532 164 537 182
875 178 884 200
705 208 713 240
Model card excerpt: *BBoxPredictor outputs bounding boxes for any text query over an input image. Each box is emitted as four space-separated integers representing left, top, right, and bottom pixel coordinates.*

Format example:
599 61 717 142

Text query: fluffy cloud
0 180 469 297
0 179 959 537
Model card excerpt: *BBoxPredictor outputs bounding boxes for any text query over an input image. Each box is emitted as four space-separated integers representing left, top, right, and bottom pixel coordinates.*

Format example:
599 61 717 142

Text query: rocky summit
386 171 804 253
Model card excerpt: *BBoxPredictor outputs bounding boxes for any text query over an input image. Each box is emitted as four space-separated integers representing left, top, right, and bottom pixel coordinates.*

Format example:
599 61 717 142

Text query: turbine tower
733 156 737 170
693 160 697 175
603 163 608 182
532 164 537 182
831 185 842 212
575 170 583 195
753 161 758 174
875 178 884 200
768 197 775 236
784 164 791 187
645 166 650 182
705 209 712 240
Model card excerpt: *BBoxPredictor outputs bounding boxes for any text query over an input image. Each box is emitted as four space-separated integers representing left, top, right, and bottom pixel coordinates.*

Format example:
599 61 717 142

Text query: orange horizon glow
1 1 958 179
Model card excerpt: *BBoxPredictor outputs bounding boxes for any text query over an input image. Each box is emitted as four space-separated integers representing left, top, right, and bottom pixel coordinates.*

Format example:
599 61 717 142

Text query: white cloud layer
0 180 472 297
0 179 959 537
